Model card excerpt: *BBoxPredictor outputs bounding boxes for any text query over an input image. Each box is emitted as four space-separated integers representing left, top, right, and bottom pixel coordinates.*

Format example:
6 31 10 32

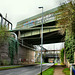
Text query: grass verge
60 63 65 65
35 63 49 64
62 68 70 75
54 63 58 65
38 67 54 75
0 66 24 70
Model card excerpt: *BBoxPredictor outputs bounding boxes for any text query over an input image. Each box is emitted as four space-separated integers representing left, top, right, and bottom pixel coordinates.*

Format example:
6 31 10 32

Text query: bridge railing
16 11 61 29
0 13 12 30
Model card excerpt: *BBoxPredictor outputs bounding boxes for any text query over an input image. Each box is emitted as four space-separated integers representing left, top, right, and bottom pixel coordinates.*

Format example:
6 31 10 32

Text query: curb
0 66 24 71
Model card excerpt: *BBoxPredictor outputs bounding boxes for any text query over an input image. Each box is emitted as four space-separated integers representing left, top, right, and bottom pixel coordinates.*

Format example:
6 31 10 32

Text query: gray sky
43 42 64 50
0 0 66 29
35 42 64 50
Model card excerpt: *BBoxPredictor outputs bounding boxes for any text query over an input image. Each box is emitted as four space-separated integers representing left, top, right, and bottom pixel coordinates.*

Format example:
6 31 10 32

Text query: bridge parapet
16 6 61 30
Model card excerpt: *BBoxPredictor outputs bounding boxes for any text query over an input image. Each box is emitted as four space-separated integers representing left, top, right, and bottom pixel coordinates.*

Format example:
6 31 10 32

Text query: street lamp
38 6 43 75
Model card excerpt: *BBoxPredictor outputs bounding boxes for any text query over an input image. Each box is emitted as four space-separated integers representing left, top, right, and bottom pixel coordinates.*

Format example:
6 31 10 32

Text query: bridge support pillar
18 31 21 39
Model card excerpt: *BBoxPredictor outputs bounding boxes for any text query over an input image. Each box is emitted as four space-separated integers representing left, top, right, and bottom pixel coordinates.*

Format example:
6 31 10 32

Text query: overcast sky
0 0 67 29
43 42 64 50
35 42 64 50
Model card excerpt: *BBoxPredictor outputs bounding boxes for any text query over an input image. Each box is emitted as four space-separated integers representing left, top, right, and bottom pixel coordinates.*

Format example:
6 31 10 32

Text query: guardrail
0 13 12 30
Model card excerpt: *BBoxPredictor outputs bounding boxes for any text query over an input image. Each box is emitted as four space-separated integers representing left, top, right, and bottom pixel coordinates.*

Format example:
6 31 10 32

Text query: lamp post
38 6 43 75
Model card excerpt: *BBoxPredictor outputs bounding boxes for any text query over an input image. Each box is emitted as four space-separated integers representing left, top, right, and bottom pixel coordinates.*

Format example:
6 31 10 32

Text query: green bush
65 33 75 63
0 26 9 45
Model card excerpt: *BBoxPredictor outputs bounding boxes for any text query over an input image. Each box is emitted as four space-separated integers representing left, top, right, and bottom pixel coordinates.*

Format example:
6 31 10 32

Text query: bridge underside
20 30 65 45
12 21 65 46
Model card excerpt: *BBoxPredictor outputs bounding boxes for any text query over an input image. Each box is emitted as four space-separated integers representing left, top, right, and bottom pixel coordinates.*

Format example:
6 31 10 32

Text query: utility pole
38 7 43 75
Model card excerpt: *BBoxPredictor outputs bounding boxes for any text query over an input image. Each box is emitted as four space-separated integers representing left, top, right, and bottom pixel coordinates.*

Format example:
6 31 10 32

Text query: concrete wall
18 45 35 64
0 43 35 65
0 43 10 65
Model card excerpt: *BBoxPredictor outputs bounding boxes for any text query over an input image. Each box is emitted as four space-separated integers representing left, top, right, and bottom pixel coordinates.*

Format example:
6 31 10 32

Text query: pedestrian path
54 66 65 75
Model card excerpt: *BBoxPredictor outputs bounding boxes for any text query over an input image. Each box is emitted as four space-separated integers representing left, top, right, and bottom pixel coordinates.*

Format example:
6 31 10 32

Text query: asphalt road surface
0 63 53 75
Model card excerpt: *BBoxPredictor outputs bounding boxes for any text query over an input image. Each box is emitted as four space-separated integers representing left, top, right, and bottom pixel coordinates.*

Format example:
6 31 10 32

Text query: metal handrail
0 13 12 30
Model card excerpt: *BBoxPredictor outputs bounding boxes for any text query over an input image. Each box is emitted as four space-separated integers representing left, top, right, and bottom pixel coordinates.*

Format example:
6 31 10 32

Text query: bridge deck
20 30 65 45
16 6 61 29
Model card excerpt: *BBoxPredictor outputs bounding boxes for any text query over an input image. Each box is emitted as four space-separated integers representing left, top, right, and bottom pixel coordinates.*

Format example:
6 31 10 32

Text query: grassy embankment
62 68 70 75
35 63 49 64
0 65 24 70
38 67 54 75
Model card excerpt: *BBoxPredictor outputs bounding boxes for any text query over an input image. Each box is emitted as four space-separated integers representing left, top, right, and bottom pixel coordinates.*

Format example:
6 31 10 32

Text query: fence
0 13 12 30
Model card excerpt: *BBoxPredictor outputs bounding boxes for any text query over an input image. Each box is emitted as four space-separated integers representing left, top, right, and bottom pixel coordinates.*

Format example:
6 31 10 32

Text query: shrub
0 26 9 46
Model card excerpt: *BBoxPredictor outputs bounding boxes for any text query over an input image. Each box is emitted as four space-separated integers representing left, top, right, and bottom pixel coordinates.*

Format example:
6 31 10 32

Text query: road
0 63 53 75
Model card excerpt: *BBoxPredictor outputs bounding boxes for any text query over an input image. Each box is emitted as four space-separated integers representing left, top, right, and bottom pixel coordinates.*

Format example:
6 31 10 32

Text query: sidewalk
54 65 65 75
